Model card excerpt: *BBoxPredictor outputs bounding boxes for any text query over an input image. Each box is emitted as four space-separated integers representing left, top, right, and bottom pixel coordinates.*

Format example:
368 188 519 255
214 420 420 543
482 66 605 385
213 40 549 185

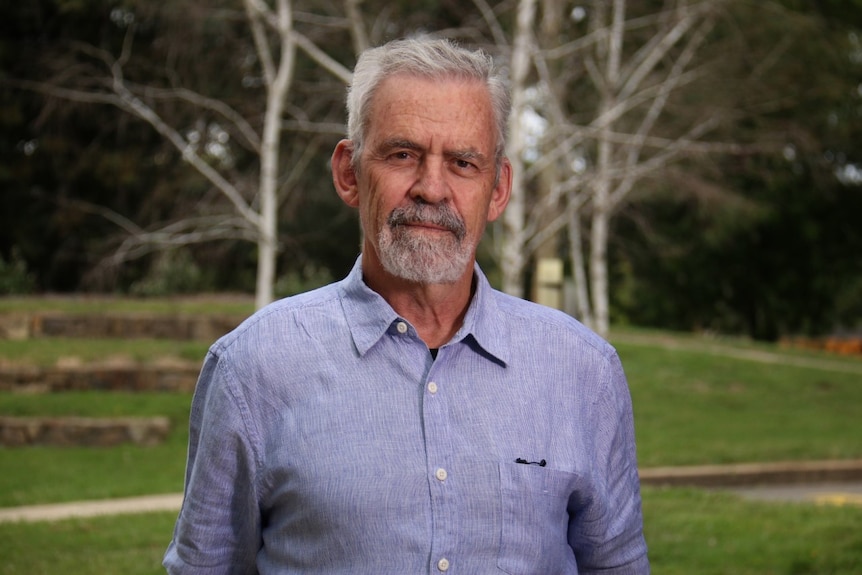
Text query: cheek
460 201 492 235
357 193 391 239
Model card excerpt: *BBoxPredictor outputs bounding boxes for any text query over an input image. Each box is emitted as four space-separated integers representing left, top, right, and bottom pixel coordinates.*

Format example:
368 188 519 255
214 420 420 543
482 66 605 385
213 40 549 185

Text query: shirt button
427 382 438 394
437 558 450 572
396 321 408 334
435 468 448 481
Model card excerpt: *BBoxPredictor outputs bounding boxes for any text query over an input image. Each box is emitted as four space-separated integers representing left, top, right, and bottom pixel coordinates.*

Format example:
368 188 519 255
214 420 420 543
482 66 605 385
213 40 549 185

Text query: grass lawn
1 488 861 574
615 339 862 467
643 487 862 574
0 337 209 367
0 392 190 507
0 512 177 575
1 329 861 506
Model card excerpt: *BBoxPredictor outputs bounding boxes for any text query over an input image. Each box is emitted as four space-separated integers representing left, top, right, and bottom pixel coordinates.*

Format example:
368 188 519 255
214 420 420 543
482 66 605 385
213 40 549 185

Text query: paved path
3 460 862 523
0 493 183 523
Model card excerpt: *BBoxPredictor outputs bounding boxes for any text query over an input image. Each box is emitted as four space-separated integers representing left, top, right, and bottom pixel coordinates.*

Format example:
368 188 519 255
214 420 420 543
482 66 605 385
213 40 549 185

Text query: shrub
0 247 36 294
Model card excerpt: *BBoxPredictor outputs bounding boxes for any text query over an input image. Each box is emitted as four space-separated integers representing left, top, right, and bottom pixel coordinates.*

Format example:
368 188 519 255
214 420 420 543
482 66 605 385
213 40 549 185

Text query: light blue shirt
164 258 649 574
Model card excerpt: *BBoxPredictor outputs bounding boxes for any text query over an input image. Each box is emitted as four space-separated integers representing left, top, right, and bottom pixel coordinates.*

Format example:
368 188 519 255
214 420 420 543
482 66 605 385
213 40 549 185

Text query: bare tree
500 0 538 297
14 0 355 308
488 0 755 336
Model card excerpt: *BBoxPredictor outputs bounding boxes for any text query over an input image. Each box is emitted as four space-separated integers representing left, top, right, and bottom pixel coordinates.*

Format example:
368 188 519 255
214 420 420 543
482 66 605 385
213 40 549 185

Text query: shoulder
489 288 615 358
212 282 345 356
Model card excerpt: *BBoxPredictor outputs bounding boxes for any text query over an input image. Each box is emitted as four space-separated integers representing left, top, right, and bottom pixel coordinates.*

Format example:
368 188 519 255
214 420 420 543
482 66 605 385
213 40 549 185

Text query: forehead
366 74 496 153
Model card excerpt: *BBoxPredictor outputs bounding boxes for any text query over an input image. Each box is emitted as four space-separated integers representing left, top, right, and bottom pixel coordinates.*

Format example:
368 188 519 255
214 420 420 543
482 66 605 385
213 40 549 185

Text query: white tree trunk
589 183 610 336
501 0 537 297
247 0 296 308
587 0 625 337
568 208 593 327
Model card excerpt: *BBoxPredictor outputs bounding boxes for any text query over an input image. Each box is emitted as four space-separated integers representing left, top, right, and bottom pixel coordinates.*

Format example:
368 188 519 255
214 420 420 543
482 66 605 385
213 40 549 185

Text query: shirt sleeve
569 350 650 574
164 350 262 575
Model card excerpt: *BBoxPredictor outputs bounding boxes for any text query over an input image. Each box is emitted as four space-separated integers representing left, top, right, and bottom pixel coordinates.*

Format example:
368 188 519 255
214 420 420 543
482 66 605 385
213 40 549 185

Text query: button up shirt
164 258 649 574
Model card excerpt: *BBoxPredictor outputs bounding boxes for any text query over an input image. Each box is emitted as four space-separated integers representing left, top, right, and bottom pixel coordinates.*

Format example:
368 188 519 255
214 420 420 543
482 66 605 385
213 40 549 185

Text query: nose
409 156 451 204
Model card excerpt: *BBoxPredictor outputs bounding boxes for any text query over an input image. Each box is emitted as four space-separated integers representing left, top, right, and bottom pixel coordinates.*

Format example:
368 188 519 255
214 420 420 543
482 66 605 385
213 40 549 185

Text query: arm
569 351 650 574
164 351 262 575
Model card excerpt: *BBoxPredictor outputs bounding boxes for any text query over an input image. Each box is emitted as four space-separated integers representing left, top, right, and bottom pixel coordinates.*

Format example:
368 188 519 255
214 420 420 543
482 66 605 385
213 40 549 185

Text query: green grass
0 337 210 367
0 512 177 575
643 487 862 574
612 326 862 371
615 341 862 467
0 489 860 574
0 392 190 507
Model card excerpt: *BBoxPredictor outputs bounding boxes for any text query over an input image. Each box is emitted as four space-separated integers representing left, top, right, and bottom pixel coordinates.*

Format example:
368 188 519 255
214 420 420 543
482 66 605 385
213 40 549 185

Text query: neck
362 255 474 349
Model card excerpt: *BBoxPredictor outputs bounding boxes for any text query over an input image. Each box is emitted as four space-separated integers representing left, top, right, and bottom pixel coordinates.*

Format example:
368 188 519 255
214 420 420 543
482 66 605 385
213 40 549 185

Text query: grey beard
377 202 472 284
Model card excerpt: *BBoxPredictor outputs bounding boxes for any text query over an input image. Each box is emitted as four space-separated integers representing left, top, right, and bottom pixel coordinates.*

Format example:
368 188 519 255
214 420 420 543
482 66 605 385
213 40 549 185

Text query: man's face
350 74 510 285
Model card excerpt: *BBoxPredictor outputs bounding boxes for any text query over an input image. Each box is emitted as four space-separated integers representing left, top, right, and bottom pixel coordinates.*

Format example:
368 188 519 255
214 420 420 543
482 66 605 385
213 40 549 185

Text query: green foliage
608 0 862 340
274 264 334 298
613 155 862 340
129 249 215 297
0 247 35 294
2 0 862 340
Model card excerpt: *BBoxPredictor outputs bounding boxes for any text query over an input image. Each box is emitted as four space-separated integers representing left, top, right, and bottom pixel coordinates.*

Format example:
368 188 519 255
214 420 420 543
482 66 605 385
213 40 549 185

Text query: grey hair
346 36 510 169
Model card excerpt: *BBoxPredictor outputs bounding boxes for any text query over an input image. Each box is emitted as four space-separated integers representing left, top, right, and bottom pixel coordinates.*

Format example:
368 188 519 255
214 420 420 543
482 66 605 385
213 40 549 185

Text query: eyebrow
449 149 487 164
379 138 489 164
378 139 424 154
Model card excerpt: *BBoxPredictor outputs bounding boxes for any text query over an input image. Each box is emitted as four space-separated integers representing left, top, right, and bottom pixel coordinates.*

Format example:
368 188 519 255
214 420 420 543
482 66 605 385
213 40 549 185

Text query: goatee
377 202 473 284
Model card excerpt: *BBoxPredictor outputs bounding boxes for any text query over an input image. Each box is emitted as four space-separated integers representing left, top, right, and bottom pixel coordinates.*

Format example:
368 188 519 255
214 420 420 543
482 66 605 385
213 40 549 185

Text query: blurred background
1 3 861 573
2 0 860 343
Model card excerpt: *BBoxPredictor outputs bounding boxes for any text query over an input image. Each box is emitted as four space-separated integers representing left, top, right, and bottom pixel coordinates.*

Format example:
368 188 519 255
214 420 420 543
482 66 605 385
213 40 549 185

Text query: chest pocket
497 462 580 575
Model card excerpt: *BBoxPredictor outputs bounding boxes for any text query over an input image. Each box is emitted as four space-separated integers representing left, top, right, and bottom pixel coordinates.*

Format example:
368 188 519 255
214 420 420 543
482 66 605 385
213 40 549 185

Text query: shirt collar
338 256 510 366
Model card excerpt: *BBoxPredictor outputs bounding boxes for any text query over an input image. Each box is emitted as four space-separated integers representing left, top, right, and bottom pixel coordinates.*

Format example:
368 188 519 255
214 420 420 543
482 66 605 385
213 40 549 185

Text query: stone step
0 365 198 393
0 416 171 447
0 313 245 341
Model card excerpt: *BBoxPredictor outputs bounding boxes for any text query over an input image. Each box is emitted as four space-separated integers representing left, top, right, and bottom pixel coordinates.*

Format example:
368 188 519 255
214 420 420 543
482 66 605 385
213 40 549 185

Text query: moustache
387 202 467 241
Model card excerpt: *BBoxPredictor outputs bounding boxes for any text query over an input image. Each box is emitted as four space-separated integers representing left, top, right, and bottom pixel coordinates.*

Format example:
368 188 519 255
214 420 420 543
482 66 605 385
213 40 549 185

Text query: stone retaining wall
0 365 199 393
639 459 862 487
0 313 245 341
0 416 171 447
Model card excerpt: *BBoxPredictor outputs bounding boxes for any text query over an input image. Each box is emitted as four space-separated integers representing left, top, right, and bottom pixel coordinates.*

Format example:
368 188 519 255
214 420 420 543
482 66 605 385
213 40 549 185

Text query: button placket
423 363 455 575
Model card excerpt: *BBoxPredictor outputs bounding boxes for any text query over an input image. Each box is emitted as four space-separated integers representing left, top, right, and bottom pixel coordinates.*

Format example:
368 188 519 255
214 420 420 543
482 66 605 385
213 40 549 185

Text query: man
164 37 649 574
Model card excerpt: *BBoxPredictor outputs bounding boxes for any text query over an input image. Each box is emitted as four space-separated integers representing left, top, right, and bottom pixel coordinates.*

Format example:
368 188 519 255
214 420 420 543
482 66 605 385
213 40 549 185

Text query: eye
452 157 480 173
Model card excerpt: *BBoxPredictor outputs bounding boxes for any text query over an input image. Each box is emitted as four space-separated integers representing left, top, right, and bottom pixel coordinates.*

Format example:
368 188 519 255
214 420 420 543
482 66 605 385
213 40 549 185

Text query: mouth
399 220 453 234
388 204 467 241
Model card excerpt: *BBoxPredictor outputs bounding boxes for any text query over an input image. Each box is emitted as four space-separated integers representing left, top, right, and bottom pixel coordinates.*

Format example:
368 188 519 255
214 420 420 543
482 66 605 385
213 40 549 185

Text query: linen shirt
164 258 649 574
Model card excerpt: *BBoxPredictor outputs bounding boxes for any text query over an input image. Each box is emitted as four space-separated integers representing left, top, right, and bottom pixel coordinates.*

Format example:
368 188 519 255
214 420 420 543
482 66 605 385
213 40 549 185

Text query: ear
487 157 513 222
332 139 360 208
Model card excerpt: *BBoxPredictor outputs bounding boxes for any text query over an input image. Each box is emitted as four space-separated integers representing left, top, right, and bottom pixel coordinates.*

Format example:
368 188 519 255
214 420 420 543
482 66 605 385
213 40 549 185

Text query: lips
387 203 466 241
